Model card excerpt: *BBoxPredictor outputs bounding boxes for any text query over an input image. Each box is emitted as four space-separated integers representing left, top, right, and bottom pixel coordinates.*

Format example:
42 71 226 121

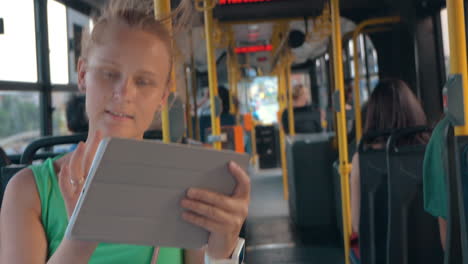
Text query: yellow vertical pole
447 0 468 136
331 0 352 263
185 66 193 139
250 119 257 165
233 57 239 117
203 0 222 149
154 0 175 143
286 53 296 136
189 29 201 141
228 51 237 115
278 61 289 200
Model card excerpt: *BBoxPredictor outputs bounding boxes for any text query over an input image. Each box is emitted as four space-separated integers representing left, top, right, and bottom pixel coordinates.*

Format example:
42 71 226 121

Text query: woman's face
78 23 171 139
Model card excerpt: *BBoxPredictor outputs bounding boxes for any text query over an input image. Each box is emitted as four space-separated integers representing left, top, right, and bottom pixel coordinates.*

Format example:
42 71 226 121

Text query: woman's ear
77 58 87 93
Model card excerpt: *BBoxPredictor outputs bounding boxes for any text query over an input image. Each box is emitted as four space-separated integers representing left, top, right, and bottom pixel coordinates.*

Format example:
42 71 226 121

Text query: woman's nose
113 78 136 102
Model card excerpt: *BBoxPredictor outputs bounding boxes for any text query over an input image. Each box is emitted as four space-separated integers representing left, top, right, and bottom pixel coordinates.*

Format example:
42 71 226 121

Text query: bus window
440 8 450 78
48 0 69 84
67 6 92 84
0 91 40 155
0 0 37 82
245 76 279 124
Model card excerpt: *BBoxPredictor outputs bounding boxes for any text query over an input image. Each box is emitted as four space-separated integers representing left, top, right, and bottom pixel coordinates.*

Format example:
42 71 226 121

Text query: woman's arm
2 133 103 264
0 169 97 264
350 153 360 234
184 249 204 264
0 169 48 263
438 217 447 250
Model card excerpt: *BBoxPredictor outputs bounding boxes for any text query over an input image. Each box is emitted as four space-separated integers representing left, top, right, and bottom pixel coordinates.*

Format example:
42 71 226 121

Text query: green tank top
30 157 183 264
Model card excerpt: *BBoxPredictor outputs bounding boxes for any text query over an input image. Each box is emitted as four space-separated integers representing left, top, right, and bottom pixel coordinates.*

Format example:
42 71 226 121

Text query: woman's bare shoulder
3 167 41 213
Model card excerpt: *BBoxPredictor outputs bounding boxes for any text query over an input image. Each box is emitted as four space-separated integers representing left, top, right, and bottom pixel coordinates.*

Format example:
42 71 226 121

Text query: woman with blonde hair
0 1 250 263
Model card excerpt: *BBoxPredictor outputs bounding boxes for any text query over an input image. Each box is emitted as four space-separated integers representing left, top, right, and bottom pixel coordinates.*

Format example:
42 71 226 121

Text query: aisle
244 169 344 264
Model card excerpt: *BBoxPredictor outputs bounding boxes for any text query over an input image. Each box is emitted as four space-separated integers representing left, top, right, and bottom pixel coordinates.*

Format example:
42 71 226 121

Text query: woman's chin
98 127 140 140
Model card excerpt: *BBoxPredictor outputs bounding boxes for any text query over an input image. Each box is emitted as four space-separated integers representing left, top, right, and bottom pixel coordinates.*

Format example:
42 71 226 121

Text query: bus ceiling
55 0 447 22
213 0 325 22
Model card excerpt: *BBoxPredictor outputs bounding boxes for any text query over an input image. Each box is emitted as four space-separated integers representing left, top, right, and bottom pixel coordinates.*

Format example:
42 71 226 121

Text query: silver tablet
65 138 250 249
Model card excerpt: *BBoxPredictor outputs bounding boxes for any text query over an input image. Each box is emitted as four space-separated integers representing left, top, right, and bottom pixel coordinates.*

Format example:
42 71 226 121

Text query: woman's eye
136 78 155 87
101 70 119 80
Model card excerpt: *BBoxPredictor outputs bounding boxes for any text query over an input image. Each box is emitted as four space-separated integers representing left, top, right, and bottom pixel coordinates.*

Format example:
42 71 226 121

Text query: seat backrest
281 107 322 134
256 125 280 169
386 127 444 264
458 138 468 263
1 134 88 208
358 131 392 264
20 133 87 165
443 125 465 264
0 147 11 167
0 164 26 207
286 133 340 244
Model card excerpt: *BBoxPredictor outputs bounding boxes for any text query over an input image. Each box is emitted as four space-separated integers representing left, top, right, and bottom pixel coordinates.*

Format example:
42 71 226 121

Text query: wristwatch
204 238 245 264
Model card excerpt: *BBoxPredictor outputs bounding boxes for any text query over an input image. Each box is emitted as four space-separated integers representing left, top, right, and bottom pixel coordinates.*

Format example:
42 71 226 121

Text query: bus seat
0 164 25 207
256 125 280 169
286 133 340 244
386 127 443 264
0 147 11 167
358 131 392 264
332 161 343 237
199 114 236 143
0 134 87 208
444 124 468 263
281 107 322 134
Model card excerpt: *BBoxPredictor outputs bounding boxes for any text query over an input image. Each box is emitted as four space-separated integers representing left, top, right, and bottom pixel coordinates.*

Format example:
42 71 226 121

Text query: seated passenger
350 79 428 235
423 115 450 249
281 84 322 134
0 1 250 263
66 94 89 134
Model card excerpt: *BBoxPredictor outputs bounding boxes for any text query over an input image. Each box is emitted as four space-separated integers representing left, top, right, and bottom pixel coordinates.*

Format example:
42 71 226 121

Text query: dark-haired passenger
350 79 429 235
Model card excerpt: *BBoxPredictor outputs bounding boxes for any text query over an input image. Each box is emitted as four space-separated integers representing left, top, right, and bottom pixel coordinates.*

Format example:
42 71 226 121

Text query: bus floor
244 168 344 264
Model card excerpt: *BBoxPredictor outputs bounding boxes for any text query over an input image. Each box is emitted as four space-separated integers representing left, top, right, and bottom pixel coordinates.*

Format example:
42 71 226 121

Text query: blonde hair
80 0 192 86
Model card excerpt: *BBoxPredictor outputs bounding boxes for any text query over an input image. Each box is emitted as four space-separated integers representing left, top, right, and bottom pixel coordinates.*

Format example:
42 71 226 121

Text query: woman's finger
182 212 227 234
181 199 234 224
228 161 251 200
186 188 239 213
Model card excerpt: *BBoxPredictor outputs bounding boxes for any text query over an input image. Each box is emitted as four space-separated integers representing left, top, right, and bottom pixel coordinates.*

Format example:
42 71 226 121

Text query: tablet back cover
65 138 249 249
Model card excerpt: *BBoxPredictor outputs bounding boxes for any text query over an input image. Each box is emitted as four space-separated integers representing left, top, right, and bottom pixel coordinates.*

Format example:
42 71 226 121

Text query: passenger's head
364 79 427 133
292 84 308 107
66 94 88 133
77 0 190 139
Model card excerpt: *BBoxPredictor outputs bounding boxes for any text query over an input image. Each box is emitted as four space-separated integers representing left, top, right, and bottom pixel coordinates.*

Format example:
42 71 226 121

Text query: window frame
0 0 90 140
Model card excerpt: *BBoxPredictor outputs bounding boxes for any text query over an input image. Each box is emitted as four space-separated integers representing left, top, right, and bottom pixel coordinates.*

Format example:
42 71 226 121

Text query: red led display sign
219 0 273 5
235 44 273 54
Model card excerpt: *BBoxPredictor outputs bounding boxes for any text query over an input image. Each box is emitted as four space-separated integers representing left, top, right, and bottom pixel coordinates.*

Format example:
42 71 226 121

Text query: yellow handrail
277 59 289 200
330 0 351 263
184 65 193 139
154 0 176 143
201 0 222 149
286 53 296 136
447 0 468 136
189 29 201 141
